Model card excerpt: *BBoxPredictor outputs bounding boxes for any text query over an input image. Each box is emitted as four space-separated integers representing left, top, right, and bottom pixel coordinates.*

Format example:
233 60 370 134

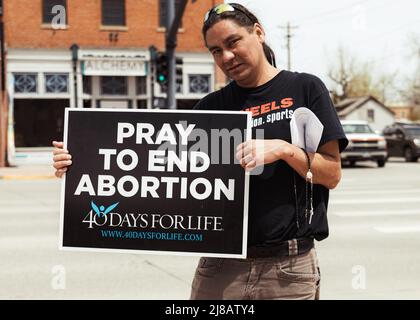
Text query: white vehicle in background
340 120 388 167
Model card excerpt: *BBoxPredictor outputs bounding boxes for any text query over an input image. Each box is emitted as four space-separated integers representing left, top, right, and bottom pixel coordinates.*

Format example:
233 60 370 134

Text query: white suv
340 120 388 167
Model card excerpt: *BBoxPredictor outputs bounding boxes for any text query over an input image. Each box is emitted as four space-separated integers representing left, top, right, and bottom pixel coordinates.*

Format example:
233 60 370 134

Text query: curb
0 175 56 180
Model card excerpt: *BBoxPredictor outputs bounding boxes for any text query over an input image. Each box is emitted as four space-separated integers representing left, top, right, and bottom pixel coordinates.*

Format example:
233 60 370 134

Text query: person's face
205 19 265 86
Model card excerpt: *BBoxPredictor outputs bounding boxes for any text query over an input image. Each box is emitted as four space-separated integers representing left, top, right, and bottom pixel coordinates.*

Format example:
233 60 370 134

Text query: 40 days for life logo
83 201 223 232
82 201 119 228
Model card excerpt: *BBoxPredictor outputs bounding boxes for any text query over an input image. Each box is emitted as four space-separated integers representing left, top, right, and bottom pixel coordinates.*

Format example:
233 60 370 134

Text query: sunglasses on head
204 3 253 23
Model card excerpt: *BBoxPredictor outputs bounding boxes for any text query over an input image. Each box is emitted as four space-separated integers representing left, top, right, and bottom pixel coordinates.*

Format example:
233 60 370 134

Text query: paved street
320 158 420 299
0 159 419 299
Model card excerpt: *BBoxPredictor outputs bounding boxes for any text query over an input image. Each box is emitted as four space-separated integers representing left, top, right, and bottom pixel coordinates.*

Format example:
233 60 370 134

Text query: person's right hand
52 141 72 178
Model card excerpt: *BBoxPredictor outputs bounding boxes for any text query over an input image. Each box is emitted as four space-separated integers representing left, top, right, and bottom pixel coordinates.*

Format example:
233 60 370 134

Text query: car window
383 127 394 135
342 124 374 134
405 127 420 137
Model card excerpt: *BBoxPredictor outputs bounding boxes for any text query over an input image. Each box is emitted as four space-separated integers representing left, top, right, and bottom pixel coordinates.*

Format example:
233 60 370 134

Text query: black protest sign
60 109 251 258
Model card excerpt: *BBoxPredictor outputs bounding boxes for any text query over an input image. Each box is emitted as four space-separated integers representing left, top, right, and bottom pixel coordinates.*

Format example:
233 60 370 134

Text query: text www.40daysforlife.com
100 230 204 241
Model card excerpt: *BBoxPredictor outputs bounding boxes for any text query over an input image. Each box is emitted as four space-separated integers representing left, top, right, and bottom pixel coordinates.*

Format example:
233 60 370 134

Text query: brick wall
388 106 413 120
4 0 221 51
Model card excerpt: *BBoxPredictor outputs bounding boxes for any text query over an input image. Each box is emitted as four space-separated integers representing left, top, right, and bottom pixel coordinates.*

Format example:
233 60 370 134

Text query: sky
233 0 420 101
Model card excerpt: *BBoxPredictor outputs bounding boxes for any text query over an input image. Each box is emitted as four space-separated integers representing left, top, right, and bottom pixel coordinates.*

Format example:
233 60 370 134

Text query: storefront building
1 0 223 165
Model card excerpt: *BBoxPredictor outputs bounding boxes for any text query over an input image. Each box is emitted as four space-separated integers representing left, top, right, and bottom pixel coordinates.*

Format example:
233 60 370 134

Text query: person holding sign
188 3 348 300
52 2 348 300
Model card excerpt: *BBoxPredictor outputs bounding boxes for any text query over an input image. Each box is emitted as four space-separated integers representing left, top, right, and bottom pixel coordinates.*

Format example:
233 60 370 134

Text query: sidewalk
0 164 56 180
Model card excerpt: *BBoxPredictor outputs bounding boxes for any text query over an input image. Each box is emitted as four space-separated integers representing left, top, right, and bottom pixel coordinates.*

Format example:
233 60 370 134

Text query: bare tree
400 34 420 120
327 47 355 103
328 47 396 104
375 71 398 105
405 71 420 120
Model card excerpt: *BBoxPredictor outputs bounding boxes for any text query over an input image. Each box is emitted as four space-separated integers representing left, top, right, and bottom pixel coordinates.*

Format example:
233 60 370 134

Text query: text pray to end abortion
73 122 242 201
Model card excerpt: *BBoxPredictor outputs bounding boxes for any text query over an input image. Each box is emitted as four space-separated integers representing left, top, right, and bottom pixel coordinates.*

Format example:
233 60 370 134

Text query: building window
102 0 125 26
14 73 38 93
176 83 182 94
159 0 183 28
367 109 375 122
42 0 67 25
101 76 127 95
83 100 92 108
83 76 92 95
45 73 69 93
137 100 148 109
136 76 147 95
189 74 210 94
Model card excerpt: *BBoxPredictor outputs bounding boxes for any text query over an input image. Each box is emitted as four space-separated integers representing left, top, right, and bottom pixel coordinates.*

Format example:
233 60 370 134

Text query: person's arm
236 139 341 189
52 141 72 178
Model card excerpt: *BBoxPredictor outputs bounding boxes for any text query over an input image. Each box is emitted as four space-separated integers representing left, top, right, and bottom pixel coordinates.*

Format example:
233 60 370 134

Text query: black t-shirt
194 70 348 246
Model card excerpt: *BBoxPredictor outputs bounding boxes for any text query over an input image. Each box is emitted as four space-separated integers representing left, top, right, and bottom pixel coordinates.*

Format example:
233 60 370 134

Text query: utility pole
70 44 79 108
165 0 187 109
166 0 175 109
280 22 298 71
148 45 157 108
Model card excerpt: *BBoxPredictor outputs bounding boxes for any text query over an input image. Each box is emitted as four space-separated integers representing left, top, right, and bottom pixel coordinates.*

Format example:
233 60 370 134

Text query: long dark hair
202 3 276 67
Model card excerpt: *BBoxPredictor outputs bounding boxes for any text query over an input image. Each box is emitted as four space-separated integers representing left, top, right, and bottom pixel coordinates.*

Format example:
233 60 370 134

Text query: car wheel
404 147 417 162
377 159 386 167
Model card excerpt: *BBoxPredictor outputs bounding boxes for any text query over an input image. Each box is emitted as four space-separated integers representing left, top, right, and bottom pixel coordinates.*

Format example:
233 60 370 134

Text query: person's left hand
235 139 292 170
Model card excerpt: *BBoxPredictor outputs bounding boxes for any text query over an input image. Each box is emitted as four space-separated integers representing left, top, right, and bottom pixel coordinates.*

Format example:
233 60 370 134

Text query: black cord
293 148 316 229
293 171 299 229
300 148 314 224
301 148 311 173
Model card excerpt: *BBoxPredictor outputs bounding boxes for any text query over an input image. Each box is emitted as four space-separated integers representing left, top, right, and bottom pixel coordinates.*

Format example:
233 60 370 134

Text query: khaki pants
190 248 320 300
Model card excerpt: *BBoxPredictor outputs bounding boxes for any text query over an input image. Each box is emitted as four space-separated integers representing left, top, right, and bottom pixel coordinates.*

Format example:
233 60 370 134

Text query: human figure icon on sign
91 201 119 217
